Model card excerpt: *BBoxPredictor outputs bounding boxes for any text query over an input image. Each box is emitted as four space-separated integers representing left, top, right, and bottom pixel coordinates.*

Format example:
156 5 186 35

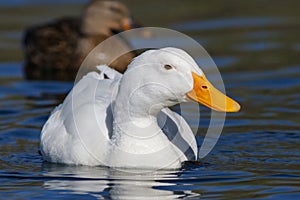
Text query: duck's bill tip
213 97 241 112
228 101 241 112
122 18 135 30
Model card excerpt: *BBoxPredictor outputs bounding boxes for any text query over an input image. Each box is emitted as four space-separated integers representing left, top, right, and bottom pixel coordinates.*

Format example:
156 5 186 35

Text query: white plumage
40 47 240 169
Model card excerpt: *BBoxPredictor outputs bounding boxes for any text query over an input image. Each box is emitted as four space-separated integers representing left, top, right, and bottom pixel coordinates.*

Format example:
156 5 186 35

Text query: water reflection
42 163 200 199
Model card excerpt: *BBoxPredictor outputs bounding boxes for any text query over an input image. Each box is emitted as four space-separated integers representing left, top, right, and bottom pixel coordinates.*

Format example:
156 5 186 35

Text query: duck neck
112 91 163 140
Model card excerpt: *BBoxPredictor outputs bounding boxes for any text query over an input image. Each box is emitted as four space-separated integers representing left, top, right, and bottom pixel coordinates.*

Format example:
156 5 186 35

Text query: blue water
0 1 300 199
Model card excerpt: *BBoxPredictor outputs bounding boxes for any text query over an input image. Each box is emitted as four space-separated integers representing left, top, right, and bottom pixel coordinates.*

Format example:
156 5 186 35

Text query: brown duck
23 0 137 81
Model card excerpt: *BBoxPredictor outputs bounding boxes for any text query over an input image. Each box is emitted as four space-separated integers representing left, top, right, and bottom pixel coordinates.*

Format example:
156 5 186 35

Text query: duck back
23 17 81 80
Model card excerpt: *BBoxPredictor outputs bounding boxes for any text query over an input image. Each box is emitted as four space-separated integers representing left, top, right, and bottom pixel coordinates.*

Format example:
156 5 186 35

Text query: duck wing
158 108 198 161
40 65 122 165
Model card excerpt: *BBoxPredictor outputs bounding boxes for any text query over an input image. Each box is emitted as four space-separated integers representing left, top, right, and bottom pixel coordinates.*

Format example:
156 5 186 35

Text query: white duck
40 47 240 169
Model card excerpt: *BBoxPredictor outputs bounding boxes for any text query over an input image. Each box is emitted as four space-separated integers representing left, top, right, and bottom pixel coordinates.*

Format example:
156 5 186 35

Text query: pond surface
0 0 300 199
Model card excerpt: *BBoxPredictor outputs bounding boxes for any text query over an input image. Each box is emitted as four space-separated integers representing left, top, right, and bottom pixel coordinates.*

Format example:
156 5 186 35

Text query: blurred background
0 0 299 199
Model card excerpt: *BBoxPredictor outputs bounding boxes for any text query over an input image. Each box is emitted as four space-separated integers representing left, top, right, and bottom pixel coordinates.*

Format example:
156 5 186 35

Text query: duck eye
164 64 173 70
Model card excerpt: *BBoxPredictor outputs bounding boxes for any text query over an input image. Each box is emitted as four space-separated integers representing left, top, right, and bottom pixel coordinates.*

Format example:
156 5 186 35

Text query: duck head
118 47 240 115
81 0 136 36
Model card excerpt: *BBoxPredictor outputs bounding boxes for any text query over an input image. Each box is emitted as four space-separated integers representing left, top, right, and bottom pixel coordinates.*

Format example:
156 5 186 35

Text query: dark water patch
294 43 300 50
234 41 281 52
242 30 280 40
172 17 285 32
0 0 87 7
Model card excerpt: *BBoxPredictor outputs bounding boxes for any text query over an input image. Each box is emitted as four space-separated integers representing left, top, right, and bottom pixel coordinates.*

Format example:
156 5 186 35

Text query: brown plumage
23 0 136 81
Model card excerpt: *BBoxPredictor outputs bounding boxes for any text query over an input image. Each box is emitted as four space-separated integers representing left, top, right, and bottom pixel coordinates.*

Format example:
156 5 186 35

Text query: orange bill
187 72 241 112
122 18 132 30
